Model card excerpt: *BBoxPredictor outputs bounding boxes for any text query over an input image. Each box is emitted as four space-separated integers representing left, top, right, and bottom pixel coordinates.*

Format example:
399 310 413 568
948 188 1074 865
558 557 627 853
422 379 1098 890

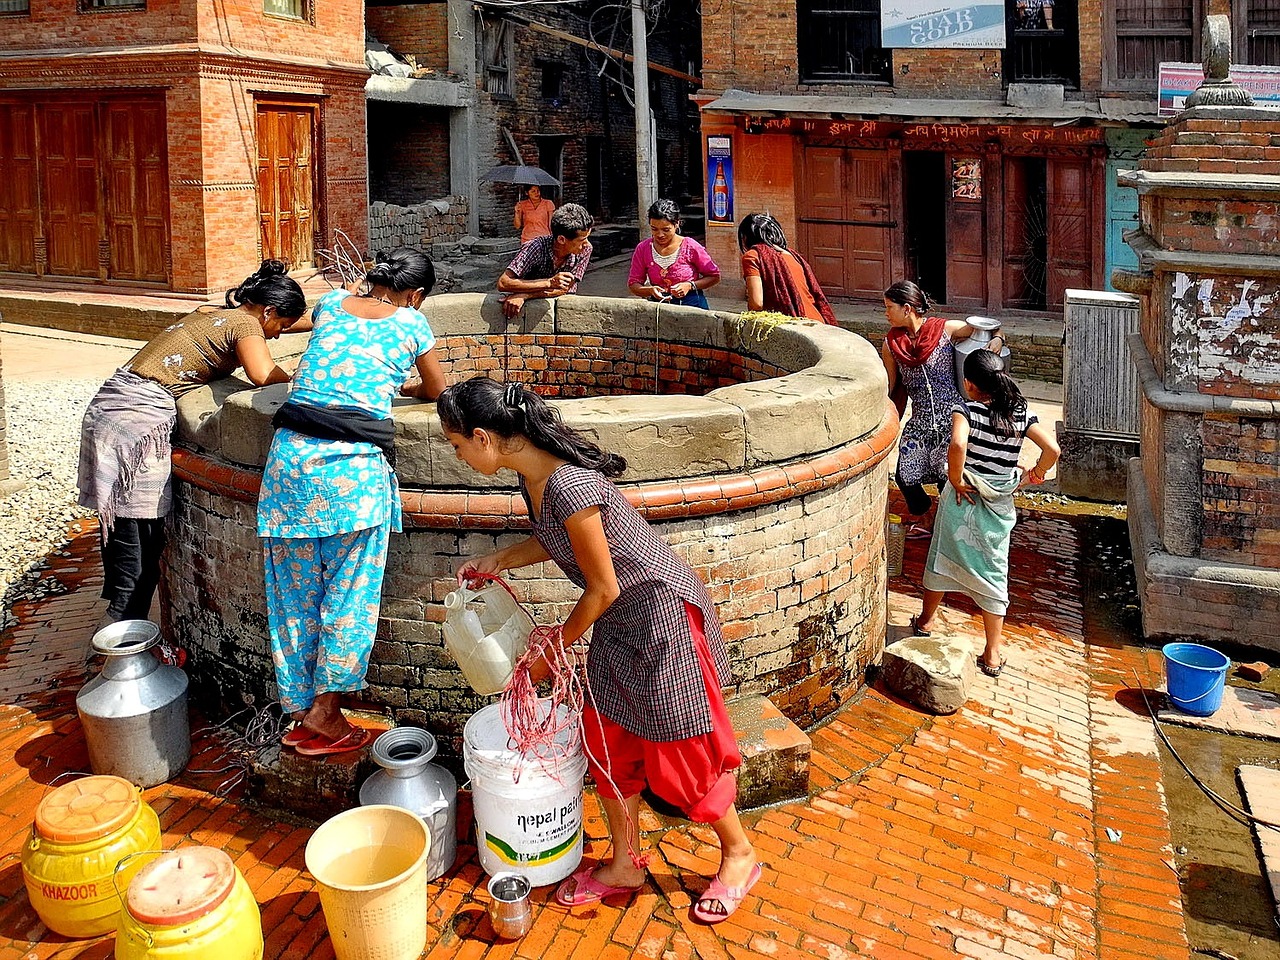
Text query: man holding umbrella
497 203 594 319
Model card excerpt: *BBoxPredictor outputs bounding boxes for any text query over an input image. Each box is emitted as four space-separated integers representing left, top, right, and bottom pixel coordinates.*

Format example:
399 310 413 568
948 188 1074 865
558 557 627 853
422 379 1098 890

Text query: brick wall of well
368 196 470 254
366 3 449 69
164 457 889 746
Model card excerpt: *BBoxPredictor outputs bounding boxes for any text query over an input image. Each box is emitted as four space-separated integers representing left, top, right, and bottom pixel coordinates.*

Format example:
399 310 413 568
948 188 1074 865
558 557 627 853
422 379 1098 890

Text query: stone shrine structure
1119 18 1280 647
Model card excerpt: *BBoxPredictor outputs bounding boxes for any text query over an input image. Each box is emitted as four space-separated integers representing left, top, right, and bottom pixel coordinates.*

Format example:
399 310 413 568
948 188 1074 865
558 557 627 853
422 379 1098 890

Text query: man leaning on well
497 203 594 318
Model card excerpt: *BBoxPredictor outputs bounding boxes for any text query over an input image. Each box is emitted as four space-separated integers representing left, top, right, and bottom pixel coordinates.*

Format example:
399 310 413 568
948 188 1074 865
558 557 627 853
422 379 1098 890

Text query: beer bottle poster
707 136 734 225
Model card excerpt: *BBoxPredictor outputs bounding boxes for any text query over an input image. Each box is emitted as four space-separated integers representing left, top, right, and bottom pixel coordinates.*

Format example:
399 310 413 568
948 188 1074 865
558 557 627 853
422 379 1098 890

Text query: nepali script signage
881 1 1006 49
1157 61 1280 116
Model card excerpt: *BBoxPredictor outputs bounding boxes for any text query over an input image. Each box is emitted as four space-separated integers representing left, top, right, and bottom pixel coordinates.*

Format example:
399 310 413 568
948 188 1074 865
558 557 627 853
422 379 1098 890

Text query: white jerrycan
442 580 534 695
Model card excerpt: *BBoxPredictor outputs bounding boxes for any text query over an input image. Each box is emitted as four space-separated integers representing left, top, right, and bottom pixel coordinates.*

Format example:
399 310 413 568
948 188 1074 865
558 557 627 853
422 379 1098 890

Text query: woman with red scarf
737 213 838 325
881 281 973 535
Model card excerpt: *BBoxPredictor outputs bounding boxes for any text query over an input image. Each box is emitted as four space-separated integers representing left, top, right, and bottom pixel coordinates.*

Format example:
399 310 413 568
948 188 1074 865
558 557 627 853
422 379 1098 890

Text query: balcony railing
1005 0 1079 87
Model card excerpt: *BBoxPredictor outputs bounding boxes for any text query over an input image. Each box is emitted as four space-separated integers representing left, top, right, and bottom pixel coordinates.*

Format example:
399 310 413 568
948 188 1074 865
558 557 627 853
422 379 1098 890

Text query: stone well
162 294 896 748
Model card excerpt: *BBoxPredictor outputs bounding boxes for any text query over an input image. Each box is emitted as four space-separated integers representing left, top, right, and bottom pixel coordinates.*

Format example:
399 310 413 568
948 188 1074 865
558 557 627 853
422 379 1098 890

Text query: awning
700 88 1161 125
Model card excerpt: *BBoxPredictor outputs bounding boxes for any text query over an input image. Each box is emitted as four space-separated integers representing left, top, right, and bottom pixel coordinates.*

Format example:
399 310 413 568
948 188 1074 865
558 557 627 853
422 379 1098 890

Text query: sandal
692 862 762 925
281 724 312 747
554 866 642 908
906 523 933 540
979 658 1004 678
294 726 372 757
909 615 931 638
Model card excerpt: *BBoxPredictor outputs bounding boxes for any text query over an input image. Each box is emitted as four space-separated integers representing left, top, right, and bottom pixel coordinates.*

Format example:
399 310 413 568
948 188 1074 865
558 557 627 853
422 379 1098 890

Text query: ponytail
963 349 1025 437
225 259 306 318
437 377 627 478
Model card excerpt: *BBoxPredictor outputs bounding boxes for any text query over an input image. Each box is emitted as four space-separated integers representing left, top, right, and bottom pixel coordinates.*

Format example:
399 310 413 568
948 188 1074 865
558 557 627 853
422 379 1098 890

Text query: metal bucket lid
127 847 236 926
36 775 139 842
91 620 160 658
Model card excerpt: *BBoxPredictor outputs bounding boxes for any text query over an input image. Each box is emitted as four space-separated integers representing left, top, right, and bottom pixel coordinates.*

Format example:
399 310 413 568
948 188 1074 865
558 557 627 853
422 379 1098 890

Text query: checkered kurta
504 235 592 289
525 465 731 743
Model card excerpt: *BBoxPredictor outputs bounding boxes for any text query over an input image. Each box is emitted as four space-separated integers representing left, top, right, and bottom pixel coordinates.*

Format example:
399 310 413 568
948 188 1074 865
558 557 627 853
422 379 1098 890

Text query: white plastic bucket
303 806 430 960
442 583 533 695
463 702 586 888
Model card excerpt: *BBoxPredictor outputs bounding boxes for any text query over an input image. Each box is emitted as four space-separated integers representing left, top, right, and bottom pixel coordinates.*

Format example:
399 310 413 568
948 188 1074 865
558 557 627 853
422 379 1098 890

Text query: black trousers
101 518 167 621
895 471 934 517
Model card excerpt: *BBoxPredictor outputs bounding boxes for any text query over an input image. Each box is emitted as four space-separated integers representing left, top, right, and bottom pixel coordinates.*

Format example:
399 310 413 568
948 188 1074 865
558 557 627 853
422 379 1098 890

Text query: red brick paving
0 514 1190 959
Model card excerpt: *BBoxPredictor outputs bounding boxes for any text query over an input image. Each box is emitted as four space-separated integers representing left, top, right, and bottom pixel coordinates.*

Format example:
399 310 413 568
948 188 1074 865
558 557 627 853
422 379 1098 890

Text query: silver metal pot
359 727 458 881
955 316 1012 399
75 620 190 788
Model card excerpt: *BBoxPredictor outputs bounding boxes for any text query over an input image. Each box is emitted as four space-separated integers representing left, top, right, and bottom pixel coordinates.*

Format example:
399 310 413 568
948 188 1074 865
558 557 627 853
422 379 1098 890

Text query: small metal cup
487 872 533 940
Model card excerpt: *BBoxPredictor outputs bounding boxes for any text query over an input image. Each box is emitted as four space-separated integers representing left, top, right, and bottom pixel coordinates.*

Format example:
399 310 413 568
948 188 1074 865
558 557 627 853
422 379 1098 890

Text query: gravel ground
1 378 99 619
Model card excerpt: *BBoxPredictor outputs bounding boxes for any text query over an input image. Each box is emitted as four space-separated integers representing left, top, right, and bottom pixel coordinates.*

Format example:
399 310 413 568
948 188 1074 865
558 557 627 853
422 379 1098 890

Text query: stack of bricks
368 196 470 255
1120 103 1280 644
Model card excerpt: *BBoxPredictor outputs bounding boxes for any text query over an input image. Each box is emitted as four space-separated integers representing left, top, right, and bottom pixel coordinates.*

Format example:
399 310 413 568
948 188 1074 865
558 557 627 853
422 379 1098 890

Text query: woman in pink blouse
628 199 720 309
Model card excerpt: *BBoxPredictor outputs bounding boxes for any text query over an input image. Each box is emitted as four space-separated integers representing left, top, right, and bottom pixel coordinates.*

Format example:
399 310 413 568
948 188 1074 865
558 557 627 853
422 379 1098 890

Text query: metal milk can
76 620 190 788
954 316 1012 399
359 727 458 881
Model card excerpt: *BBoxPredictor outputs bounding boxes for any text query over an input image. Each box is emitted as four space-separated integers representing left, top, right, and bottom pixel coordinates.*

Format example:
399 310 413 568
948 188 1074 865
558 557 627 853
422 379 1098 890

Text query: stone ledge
727 694 810 809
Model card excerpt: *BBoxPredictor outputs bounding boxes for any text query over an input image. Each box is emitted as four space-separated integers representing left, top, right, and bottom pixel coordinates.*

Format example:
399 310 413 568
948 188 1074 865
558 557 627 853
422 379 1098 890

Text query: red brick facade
0 1 369 295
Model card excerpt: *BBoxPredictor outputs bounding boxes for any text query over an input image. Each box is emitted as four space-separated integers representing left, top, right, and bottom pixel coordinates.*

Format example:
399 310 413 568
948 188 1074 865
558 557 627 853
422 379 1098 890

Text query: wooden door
1046 158 1092 308
944 155 986 307
800 146 893 300
257 104 315 267
104 100 168 283
40 102 100 278
0 102 39 274
1002 156 1048 309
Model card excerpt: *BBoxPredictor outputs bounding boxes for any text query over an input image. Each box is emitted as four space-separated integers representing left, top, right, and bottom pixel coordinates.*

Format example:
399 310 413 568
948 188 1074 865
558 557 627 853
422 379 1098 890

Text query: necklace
366 293 399 307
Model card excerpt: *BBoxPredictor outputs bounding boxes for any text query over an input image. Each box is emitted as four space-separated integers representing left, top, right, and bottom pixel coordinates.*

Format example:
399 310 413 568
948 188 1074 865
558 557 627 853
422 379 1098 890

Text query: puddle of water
1077 515 1280 959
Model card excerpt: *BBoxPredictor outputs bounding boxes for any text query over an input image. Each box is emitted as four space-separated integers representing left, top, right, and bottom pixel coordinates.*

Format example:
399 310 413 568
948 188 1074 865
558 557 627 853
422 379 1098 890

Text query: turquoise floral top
256 289 437 539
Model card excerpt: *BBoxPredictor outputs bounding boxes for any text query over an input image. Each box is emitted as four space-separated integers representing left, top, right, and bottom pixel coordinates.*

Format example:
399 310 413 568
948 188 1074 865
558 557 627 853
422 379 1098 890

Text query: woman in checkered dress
439 376 761 924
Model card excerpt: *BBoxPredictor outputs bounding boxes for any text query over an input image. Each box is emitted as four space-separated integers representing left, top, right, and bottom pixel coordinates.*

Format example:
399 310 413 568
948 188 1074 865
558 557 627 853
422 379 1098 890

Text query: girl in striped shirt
911 350 1060 676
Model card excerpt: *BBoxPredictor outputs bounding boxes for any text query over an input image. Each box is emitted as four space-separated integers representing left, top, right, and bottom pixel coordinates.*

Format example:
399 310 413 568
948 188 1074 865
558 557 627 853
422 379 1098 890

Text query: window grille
264 0 307 20
79 0 146 9
0 0 30 14
798 0 891 84
1113 0 1200 81
1245 0 1280 63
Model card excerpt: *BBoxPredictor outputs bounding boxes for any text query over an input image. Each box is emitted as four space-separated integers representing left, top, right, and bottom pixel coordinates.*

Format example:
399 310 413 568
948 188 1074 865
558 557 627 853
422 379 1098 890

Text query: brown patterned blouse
523 464 731 742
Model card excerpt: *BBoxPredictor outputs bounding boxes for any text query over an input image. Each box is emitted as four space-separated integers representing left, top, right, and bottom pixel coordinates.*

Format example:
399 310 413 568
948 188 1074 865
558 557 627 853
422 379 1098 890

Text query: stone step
882 633 979 715
727 693 810 809
1238 765 1280 925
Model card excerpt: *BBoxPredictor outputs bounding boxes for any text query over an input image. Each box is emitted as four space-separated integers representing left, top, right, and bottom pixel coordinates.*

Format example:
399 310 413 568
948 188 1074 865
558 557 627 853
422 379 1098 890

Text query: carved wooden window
1241 0 1280 64
264 0 309 19
0 0 30 15
79 0 146 10
798 0 892 84
1106 0 1203 89
481 18 514 97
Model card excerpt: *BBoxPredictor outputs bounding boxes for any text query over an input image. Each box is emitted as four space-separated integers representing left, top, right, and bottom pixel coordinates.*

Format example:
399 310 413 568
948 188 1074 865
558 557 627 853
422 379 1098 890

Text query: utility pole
631 0 655 235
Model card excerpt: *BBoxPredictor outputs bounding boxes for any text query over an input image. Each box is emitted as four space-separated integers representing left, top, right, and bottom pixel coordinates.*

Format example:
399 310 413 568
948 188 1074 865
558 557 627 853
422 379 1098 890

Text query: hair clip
504 383 525 410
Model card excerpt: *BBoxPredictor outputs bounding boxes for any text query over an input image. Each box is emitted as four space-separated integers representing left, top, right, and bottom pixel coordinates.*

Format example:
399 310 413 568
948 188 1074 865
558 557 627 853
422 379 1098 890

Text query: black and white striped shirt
955 401 1037 479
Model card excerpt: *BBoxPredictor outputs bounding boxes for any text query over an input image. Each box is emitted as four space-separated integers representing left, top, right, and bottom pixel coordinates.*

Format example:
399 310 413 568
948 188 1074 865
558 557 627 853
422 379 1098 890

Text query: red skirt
581 602 741 823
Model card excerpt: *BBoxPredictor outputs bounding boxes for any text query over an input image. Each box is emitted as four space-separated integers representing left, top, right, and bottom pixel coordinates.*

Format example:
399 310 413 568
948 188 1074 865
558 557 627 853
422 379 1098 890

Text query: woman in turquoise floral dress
257 248 447 756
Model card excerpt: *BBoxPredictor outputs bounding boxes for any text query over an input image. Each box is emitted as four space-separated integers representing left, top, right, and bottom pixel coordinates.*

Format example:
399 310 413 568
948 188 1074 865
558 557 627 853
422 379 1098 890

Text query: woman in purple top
440 376 760 924
628 199 720 309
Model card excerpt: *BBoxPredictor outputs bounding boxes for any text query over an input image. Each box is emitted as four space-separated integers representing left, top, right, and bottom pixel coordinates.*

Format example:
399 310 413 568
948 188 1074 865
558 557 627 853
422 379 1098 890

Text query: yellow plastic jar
115 847 263 960
22 775 162 938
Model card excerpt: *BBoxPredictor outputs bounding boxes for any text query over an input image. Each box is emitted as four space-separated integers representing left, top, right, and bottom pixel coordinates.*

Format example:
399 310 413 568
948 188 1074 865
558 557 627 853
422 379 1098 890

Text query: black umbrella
479 164 561 188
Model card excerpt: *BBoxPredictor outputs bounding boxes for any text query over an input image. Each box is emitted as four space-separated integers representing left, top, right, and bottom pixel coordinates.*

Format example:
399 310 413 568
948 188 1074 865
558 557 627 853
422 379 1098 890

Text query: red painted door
0 102 38 274
945 154 986 308
40 102 100 278
104 100 168 282
1046 158 1092 308
257 104 316 267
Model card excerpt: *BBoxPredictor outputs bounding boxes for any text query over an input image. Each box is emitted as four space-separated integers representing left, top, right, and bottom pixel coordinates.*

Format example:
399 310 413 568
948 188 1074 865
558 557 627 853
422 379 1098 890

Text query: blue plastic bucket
1162 642 1231 716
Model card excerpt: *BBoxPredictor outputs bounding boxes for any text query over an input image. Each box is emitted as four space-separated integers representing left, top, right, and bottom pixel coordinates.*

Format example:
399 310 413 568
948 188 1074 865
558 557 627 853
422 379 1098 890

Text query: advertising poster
707 136 734 226
881 2 1006 49
951 157 982 201
1157 61 1280 116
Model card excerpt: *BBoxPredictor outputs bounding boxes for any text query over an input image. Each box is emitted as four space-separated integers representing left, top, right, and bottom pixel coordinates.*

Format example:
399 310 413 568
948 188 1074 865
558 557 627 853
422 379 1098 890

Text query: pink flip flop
281 724 312 747
692 863 762 924
294 726 372 757
554 866 642 908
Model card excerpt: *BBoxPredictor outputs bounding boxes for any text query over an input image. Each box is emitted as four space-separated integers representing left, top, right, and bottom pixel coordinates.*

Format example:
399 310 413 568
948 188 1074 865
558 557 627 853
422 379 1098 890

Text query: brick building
0 0 369 295
364 0 704 236
697 0 1279 311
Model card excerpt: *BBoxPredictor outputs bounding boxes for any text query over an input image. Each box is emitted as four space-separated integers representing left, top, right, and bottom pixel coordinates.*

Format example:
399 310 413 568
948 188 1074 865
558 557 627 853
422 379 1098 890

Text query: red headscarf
886 317 946 368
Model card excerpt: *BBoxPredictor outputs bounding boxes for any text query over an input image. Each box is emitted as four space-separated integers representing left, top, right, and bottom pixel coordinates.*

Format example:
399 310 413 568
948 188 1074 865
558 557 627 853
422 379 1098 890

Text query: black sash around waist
271 401 397 468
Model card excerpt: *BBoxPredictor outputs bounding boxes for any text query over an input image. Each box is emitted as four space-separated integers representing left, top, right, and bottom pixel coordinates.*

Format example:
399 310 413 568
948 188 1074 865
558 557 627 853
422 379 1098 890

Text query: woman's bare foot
591 859 646 890
301 694 351 741
715 845 757 890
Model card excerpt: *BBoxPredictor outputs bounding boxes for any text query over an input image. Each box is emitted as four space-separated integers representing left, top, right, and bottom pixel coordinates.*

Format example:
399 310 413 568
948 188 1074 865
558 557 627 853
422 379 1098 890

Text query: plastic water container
886 513 905 578
1163 642 1231 716
22 774 162 938
116 847 263 960
463 701 586 887
304 806 431 960
442 582 534 695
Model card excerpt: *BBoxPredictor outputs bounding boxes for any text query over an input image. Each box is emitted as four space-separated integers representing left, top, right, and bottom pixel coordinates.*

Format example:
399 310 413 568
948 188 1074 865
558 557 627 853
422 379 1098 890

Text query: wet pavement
2 324 1279 960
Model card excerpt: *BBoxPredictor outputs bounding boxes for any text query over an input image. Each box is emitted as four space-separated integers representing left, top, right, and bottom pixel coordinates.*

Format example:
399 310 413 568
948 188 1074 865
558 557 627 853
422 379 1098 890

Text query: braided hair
224 260 306 318
437 376 627 478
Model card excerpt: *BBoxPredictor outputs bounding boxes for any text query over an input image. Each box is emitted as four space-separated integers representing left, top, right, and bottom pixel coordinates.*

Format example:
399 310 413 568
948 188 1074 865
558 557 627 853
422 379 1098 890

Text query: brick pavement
0 513 1190 959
